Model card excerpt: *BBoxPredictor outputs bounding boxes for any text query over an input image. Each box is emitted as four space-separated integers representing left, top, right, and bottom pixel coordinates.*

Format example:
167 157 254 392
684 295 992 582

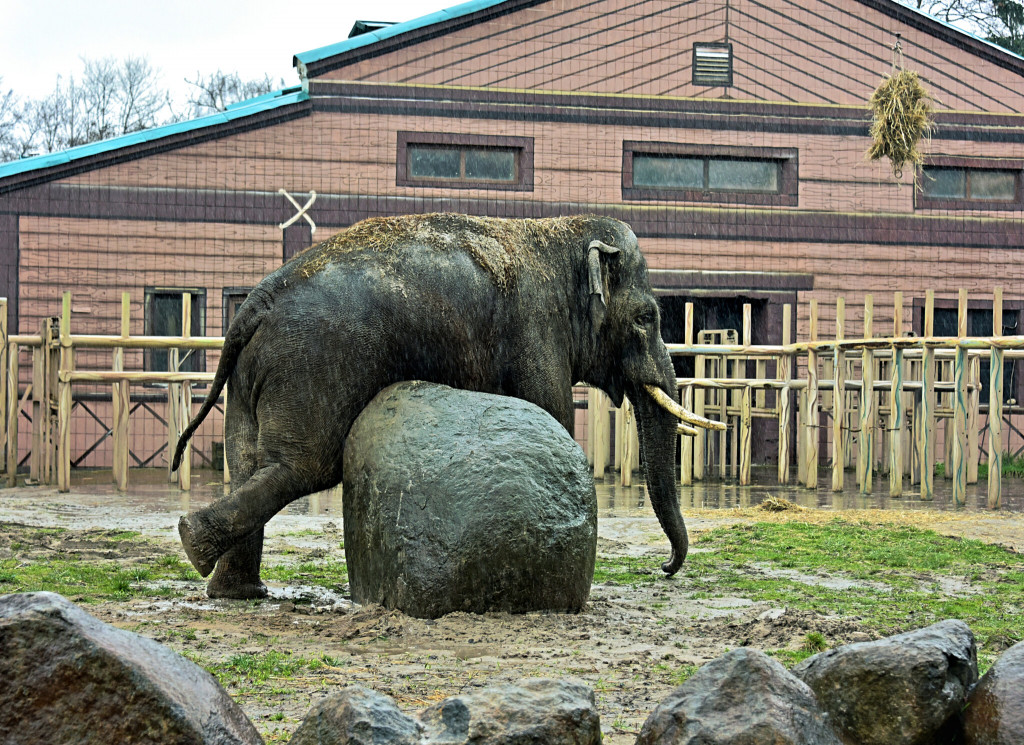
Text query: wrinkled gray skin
174 214 687 599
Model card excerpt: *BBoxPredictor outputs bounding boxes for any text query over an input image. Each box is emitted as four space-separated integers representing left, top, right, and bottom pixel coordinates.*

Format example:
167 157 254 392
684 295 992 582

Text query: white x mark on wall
278 188 317 234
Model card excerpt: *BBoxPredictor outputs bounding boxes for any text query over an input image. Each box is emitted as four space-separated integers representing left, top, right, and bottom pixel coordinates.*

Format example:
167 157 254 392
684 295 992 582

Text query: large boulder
343 381 597 618
418 678 600 744
0 591 261 745
289 686 422 745
635 648 842 745
793 619 977 745
964 640 1024 744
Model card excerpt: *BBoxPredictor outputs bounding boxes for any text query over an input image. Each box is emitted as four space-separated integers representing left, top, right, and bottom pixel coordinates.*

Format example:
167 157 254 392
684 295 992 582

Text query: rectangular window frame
222 287 251 333
397 132 534 191
144 287 206 375
622 142 798 206
915 156 1024 211
913 296 1022 405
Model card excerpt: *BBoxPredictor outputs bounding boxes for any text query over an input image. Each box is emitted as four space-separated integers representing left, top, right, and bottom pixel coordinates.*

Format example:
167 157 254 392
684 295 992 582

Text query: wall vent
693 43 733 87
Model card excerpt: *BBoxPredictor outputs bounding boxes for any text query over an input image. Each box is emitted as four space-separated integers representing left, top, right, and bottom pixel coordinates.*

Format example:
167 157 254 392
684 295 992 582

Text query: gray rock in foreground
293 679 600 745
793 618 977 745
635 648 842 745
343 381 597 619
419 678 600 744
0 591 262 745
964 639 1024 745
288 686 422 745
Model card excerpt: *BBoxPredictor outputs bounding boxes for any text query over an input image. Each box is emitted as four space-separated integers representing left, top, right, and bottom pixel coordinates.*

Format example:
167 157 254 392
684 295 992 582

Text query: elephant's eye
636 310 656 327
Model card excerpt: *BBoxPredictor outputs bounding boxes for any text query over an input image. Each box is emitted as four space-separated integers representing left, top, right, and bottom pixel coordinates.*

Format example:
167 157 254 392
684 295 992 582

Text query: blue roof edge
0 87 309 182
293 0 505 69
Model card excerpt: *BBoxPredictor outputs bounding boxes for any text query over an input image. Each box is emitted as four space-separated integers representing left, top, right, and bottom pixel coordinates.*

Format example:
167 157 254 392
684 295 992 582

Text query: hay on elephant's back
867 69 934 182
296 213 581 290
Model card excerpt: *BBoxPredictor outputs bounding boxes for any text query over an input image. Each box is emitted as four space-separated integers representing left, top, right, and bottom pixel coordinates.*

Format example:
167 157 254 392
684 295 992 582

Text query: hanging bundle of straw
866 68 934 182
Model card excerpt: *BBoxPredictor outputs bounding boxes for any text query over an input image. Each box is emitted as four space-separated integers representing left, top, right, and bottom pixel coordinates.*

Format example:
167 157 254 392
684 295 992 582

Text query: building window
929 305 1019 403
397 132 534 191
623 142 798 205
145 289 206 373
223 288 250 332
693 42 733 87
916 157 1023 210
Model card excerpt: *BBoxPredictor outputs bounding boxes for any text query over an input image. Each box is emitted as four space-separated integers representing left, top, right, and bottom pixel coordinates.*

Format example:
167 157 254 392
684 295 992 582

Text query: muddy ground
2 474 1024 743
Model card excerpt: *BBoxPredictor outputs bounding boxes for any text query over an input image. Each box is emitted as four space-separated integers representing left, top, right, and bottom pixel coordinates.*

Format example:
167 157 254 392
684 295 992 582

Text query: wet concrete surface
4 465 1022 525
3 467 1022 556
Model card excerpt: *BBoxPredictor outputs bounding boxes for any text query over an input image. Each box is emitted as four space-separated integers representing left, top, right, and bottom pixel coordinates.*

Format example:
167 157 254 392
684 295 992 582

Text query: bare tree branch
185 70 282 116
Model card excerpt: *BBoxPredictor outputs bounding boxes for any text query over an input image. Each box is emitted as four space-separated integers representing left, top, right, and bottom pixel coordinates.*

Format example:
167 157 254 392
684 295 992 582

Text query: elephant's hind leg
179 460 337 580
200 401 269 599
206 528 266 599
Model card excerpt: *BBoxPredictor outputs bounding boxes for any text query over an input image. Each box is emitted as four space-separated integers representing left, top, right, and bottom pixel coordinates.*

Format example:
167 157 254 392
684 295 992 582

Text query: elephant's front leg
507 368 576 434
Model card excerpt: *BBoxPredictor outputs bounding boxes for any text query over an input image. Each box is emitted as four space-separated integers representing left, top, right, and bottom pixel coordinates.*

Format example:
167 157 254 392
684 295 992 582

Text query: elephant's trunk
632 380 689 575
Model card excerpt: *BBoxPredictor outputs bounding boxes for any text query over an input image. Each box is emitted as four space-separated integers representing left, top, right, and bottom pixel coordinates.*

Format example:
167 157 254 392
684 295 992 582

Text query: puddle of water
596 467 1024 518
26 465 1024 525
749 563 887 592
268 583 353 612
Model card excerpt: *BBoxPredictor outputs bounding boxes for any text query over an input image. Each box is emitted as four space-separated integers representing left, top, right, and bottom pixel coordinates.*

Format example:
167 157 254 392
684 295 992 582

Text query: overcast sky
0 0 437 104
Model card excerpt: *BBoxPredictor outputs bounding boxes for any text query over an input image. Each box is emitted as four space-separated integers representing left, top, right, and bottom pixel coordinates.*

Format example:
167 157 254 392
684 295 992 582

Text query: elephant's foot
207 576 269 600
178 512 224 578
204 528 267 600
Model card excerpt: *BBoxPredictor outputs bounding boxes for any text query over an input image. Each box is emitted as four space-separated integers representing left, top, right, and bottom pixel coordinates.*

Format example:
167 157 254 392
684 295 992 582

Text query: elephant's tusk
677 422 700 437
644 385 728 431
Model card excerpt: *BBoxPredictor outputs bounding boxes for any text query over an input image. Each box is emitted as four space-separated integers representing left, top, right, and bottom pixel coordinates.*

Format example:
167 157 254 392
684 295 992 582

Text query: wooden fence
2 289 1023 508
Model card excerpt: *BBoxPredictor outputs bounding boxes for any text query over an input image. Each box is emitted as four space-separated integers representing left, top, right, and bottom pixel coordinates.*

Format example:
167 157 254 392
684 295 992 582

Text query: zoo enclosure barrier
590 288 1022 508
0 292 222 494
2 289 1023 508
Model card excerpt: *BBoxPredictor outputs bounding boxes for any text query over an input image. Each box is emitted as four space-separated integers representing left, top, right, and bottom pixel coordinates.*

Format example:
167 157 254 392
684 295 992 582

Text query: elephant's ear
588 239 620 328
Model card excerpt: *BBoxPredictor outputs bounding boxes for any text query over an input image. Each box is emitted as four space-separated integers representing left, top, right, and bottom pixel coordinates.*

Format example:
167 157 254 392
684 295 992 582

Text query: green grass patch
0 524 205 602
978 451 1024 480
596 520 1023 668
207 650 330 692
262 559 347 590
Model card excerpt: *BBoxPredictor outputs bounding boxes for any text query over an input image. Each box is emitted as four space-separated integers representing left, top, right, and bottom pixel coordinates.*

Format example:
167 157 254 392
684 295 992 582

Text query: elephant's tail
171 289 269 472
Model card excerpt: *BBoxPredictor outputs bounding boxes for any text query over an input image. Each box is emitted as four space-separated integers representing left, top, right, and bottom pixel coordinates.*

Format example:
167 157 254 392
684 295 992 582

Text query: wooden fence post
967 352 980 485
693 347 706 481
952 289 968 506
777 304 792 484
919 290 936 499
589 388 608 479
804 300 819 488
989 287 1003 509
740 304 752 485
858 295 874 494
0 298 6 475
167 343 179 483
112 292 130 490
832 297 845 492
57 292 72 492
681 303 694 485
6 338 17 487
47 319 59 484
178 293 192 491
890 292 904 497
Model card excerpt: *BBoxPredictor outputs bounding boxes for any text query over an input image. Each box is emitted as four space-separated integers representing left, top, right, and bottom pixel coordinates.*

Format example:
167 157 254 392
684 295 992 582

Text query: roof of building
293 0 1024 77
0 86 308 183
2 0 1022 186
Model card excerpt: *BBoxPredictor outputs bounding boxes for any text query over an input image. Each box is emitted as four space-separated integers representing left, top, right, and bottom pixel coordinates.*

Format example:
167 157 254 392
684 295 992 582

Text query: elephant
173 213 723 599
